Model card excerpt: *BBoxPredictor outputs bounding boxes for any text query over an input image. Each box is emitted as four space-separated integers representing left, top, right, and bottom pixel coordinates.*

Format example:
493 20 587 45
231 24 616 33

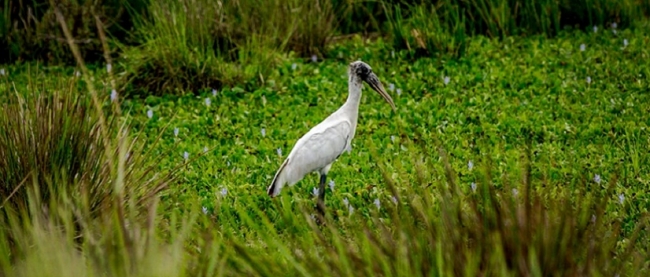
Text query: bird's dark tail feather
267 158 290 197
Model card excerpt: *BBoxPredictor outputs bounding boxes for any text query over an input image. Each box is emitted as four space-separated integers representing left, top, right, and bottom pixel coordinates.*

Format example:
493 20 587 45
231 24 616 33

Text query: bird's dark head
349 60 373 80
348 60 396 112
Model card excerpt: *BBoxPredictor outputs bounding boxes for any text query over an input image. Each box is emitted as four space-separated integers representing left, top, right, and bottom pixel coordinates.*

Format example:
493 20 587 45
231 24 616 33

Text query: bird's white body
266 61 394 210
267 73 364 197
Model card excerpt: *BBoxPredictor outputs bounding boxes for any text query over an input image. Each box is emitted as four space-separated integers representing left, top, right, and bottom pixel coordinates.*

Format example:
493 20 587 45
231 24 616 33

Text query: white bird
267 60 396 215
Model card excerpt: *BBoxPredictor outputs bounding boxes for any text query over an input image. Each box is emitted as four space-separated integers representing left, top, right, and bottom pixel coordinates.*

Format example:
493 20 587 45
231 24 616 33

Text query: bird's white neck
344 74 363 110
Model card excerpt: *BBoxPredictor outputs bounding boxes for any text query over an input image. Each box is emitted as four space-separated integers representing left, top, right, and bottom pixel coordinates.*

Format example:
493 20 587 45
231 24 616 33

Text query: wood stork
267 60 396 215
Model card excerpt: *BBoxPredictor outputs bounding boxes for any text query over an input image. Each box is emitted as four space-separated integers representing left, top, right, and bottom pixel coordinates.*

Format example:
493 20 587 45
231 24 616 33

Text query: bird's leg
316 173 327 217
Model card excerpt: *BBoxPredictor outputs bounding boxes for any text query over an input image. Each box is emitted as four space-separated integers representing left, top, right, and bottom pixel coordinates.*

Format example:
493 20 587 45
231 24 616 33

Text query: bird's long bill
365 73 397 111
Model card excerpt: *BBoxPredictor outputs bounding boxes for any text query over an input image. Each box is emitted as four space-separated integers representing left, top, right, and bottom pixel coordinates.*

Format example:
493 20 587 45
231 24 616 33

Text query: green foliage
1 9 650 277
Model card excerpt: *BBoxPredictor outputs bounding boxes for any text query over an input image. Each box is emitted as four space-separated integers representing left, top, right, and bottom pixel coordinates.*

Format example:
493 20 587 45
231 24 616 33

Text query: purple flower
311 55 317 63
471 182 477 192
444 76 450 85
147 109 153 119
221 187 228 197
212 89 218 97
586 76 592 84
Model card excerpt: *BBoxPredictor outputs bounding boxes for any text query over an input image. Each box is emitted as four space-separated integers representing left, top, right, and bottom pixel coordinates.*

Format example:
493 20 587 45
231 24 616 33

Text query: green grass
1 17 650 277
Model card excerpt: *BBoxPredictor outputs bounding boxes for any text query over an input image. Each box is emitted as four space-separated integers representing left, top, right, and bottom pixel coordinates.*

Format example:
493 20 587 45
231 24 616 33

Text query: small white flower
591 214 597 223
391 196 398 204
221 187 228 197
106 63 112 73
594 174 601 184
212 89 217 97
391 135 396 142
512 188 519 197
471 182 477 192
396 88 402 96
311 55 317 63
580 44 586 51
391 51 395 58
593 25 598 33
312 187 319 197
203 146 209 153
374 198 381 210
277 148 282 157
261 128 266 137
348 205 355 215
443 76 450 85
227 161 231 166
0 68 6 75
147 109 153 119
612 29 617 35
205 98 211 107
183 151 189 160
291 63 297 70
586 76 592 84
202 206 208 214
343 198 349 207
110 89 118 101
611 22 617 29
328 180 335 191
468 160 474 171
623 39 628 47
618 193 625 204
388 83 395 91
74 70 80 77
173 127 179 137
